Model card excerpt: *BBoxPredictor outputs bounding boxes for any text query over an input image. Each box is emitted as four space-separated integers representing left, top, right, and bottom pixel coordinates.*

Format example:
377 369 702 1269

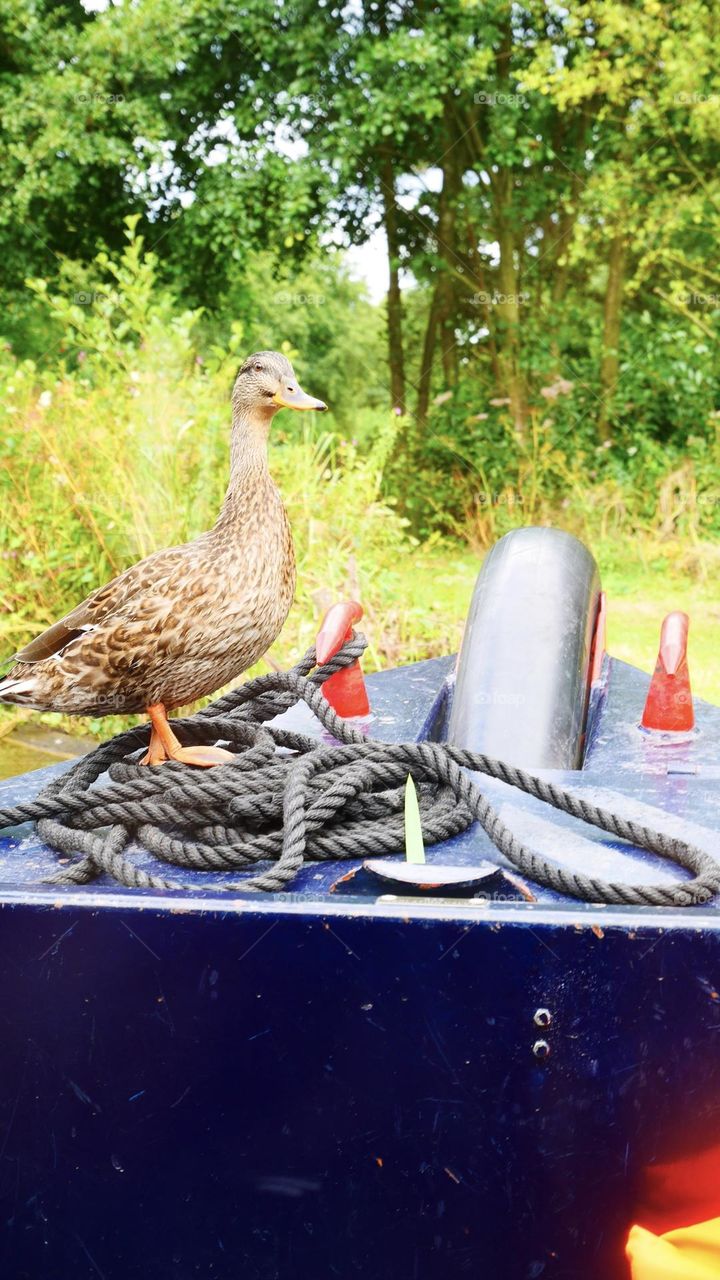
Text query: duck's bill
272 385 328 411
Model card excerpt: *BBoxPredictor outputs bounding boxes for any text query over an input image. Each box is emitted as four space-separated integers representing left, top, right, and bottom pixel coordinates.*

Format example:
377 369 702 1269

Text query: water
0 729 92 781
0 739 63 780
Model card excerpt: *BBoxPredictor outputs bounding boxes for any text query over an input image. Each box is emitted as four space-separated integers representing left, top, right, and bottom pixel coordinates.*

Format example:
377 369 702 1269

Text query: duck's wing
14 545 191 664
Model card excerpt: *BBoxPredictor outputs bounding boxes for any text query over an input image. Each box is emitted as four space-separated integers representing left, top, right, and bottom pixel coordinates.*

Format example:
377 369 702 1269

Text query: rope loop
0 632 717 907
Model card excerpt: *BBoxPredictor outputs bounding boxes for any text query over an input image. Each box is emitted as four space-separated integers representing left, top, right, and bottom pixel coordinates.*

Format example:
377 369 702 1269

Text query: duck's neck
214 403 277 531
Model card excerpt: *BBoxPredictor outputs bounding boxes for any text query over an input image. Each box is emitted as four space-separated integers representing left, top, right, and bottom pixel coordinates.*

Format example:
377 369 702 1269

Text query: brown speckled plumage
0 351 327 716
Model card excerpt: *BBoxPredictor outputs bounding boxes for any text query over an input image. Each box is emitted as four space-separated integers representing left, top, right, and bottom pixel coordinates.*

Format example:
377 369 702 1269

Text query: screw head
534 1008 552 1028
532 1039 551 1060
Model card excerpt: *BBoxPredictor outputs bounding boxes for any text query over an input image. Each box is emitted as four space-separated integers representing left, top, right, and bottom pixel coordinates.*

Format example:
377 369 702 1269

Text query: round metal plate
362 859 502 895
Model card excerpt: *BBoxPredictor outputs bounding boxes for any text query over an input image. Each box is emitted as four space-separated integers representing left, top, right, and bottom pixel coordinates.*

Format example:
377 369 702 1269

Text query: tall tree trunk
414 105 462 426
435 101 461 389
597 232 626 442
440 319 457 385
416 284 443 428
494 204 526 431
550 200 578 305
466 223 501 386
491 22 526 431
380 152 406 413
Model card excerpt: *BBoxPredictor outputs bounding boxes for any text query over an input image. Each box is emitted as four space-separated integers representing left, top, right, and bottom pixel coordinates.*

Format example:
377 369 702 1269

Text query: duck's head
232 351 328 421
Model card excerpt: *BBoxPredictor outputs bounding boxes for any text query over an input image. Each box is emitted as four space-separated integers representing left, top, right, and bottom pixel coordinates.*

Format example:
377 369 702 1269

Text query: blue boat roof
1 653 720 925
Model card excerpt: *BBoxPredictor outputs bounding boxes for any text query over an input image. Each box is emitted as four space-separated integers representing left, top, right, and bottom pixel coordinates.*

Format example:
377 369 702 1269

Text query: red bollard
640 611 694 733
315 601 370 718
590 591 608 685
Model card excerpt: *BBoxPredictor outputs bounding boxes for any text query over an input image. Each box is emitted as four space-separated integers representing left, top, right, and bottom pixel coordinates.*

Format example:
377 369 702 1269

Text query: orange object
627 1216 720 1278
590 591 607 684
142 702 235 767
315 601 370 718
634 1143 720 1237
640 611 694 732
626 1142 720 1277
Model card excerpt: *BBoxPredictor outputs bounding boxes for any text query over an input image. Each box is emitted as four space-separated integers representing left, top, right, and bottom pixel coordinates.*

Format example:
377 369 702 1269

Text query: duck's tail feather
0 675 38 704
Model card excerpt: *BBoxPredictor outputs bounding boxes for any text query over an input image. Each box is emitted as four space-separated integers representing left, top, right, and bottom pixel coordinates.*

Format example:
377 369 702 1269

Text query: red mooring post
315 601 370 718
641 611 694 732
590 591 608 685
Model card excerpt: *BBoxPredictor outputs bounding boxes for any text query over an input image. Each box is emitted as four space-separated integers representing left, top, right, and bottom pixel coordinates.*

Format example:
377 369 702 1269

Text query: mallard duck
0 351 327 766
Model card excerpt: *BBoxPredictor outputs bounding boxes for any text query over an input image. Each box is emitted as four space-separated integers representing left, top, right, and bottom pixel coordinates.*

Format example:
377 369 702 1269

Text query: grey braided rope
0 633 718 906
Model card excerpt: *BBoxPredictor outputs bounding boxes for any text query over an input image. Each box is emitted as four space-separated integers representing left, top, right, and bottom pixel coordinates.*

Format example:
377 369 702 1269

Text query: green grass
395 543 720 705
603 566 720 705
2 539 717 749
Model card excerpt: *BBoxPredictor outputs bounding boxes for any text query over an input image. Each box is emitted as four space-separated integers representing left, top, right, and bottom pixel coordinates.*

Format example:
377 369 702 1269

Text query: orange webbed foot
166 744 236 768
139 703 235 768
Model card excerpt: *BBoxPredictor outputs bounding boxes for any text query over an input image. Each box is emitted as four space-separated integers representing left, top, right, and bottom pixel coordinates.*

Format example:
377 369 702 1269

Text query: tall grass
441 404 720 585
0 225 433 733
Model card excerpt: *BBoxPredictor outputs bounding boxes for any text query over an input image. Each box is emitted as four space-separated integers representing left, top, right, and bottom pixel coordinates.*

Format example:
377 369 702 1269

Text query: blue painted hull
1 653 720 1278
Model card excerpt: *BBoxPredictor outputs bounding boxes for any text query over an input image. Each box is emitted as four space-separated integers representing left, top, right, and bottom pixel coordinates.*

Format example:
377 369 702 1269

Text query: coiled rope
0 634 718 906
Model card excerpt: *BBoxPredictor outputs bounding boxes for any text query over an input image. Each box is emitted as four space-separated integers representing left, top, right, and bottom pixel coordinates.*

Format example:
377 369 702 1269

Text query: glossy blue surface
2 652 720 1279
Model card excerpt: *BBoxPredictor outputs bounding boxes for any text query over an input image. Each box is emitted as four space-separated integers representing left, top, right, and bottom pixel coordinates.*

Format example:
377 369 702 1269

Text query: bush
0 223 419 735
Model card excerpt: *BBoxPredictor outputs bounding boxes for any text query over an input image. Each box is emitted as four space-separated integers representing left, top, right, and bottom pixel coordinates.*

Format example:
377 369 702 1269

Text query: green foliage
2 0 719 444
0 232 414 740
2 231 719 730
205 251 387 423
1 0 720 747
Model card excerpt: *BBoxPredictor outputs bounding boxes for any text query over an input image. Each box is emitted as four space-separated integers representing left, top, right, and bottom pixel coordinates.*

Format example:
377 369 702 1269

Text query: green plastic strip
404 774 426 865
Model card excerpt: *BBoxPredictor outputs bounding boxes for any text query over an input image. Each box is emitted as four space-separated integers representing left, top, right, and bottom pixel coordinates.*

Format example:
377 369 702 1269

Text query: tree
1 0 718 450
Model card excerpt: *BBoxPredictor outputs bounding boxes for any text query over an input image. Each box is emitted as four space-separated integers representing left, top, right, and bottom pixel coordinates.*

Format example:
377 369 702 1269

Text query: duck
0 351 327 766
